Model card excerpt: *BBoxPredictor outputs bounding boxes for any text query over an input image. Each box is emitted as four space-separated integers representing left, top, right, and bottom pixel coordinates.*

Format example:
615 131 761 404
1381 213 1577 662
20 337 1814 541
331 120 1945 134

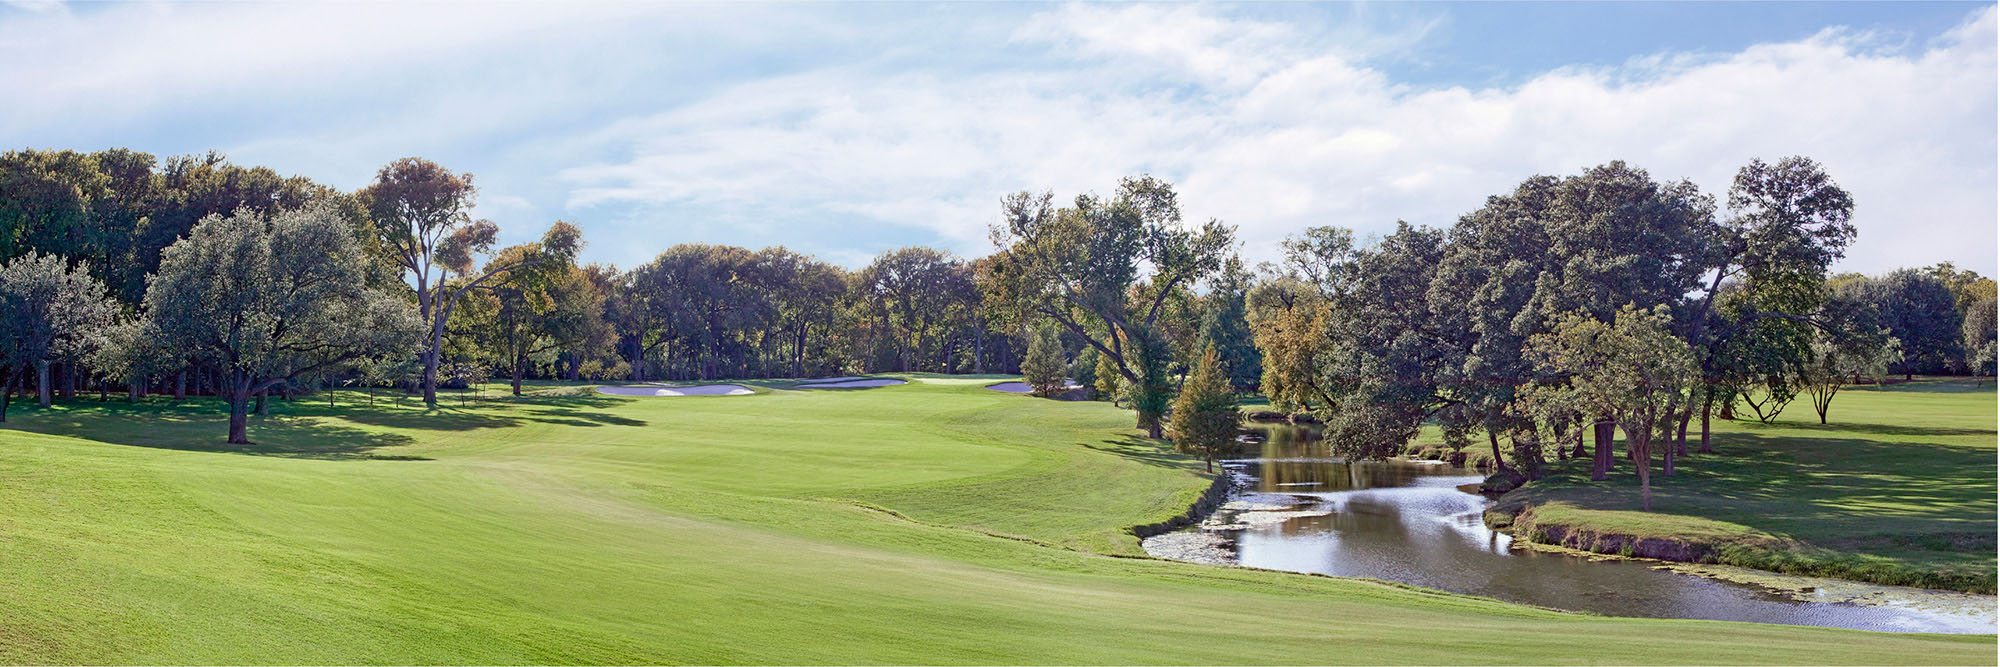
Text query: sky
3 1 1994 275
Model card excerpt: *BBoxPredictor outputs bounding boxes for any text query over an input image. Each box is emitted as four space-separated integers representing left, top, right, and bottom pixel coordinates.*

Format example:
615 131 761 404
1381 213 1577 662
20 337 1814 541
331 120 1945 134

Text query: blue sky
3 1 1994 275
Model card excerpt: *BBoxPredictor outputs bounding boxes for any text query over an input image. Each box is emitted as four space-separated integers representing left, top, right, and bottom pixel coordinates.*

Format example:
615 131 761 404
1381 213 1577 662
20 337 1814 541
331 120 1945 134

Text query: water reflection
1223 426 1997 634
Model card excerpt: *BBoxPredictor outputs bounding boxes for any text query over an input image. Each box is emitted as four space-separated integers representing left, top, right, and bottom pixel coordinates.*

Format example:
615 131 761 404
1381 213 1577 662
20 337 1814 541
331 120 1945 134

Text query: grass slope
0 377 1991 664
1490 378 1997 593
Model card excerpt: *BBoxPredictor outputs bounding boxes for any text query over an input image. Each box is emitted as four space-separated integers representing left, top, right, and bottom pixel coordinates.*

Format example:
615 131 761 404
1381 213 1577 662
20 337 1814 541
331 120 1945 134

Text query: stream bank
1138 425 1997 634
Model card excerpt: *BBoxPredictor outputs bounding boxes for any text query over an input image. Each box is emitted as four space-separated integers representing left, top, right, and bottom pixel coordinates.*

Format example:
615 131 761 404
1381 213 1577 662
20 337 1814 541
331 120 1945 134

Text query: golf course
0 376 1991 665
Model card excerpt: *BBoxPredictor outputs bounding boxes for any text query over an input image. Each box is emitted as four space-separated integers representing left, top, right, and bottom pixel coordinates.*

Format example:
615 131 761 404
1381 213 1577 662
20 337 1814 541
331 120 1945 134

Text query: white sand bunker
986 381 1082 393
798 378 906 389
596 384 754 397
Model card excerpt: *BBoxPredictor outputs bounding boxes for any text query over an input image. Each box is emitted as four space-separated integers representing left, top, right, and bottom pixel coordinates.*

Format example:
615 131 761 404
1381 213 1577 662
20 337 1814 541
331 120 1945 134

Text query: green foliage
362 158 577 408
1525 306 1699 510
0 251 121 415
1020 321 1068 397
855 246 978 373
1120 324 1174 438
1964 296 1996 376
1092 345 1122 402
1167 344 1241 471
143 203 421 442
986 175 1234 429
1198 256 1260 388
1067 345 1098 397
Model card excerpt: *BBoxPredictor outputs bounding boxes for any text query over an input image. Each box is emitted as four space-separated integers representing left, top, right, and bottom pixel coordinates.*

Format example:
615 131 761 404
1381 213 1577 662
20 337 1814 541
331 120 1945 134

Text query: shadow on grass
0 391 650 459
1847 377 1998 394
1754 421 1996 439
1 399 420 460
1521 429 1995 539
1082 435 1205 473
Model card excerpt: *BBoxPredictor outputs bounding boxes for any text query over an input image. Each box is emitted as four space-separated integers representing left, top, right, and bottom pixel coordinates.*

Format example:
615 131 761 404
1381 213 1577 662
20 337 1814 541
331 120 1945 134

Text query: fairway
0 378 1990 665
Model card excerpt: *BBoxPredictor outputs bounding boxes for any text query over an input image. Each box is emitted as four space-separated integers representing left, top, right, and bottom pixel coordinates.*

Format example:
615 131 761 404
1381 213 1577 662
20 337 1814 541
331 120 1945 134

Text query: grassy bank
0 377 1991 664
1488 377 1997 593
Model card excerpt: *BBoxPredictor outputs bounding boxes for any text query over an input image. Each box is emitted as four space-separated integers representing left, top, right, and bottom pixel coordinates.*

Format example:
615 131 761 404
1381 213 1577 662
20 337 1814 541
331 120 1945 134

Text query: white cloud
561 3 1996 273
4 2 1992 274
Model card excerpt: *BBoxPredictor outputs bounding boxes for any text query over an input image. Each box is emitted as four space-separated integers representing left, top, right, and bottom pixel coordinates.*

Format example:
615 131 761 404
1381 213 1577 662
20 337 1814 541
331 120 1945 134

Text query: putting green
0 377 1989 664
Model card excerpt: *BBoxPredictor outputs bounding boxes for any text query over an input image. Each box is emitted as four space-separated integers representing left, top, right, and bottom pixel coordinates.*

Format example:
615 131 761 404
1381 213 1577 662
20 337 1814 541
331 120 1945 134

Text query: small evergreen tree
1020 322 1067 397
1168 343 1240 472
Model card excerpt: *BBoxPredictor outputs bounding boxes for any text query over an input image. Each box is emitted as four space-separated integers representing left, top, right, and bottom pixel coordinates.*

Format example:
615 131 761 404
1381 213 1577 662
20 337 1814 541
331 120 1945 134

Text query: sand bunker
985 381 1082 393
798 378 906 389
596 384 754 397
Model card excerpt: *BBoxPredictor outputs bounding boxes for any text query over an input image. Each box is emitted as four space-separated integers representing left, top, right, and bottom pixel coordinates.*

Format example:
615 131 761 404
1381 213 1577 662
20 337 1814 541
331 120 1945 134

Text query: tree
1922 262 1997 315
1964 296 1996 377
986 176 1234 437
1093 346 1122 402
1686 157 1855 446
144 204 421 443
856 247 975 373
1020 322 1067 397
1168 343 1241 472
0 252 120 418
757 248 848 378
1120 324 1175 437
470 251 599 396
1245 274 1333 415
1198 255 1260 389
1068 345 1099 398
360 158 578 408
1526 307 1698 510
1803 328 1899 424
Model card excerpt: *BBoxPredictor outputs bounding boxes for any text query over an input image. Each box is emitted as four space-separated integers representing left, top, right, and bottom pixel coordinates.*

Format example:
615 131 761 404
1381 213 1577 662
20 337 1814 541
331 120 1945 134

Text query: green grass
1490 377 1997 593
0 377 1991 664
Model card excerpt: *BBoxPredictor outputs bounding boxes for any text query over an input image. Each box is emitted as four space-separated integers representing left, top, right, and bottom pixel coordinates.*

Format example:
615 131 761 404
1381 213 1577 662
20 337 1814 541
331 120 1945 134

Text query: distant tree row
2 150 1237 442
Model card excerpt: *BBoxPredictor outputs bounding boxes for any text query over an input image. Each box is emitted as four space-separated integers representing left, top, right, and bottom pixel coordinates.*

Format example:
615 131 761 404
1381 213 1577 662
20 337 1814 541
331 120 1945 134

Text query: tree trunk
1622 424 1653 511
175 370 187 400
1700 392 1714 454
128 377 142 402
1487 429 1511 472
1571 423 1587 460
1674 400 1692 457
228 378 252 444
422 349 441 409
512 355 525 397
255 390 269 416
0 371 14 422
61 362 75 399
1662 431 1676 477
1591 418 1615 481
37 360 52 408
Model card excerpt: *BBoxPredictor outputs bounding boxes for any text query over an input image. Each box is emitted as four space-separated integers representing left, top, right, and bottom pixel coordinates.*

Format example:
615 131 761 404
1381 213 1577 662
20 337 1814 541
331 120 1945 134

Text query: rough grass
1490 377 1997 593
0 377 1991 664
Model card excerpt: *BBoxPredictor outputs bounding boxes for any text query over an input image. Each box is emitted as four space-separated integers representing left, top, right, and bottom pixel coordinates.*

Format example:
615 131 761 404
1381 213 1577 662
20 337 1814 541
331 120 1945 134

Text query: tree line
0 151 1041 442
1244 158 1995 508
1 147 1990 496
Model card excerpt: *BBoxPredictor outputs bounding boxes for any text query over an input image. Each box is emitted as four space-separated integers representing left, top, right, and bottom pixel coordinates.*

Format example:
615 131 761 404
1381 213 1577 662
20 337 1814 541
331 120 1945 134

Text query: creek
1142 425 1996 634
